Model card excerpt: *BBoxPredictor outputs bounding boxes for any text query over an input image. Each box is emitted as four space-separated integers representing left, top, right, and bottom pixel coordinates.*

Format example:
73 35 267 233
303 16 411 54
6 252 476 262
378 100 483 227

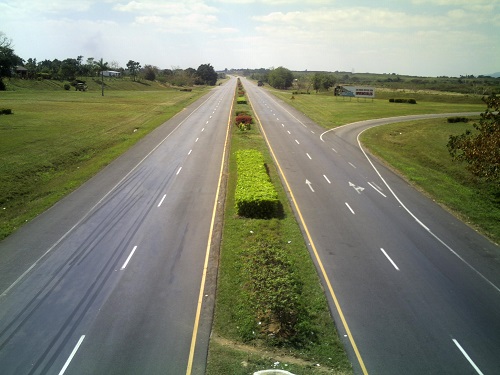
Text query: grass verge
0 81 209 240
361 118 500 243
206 82 352 374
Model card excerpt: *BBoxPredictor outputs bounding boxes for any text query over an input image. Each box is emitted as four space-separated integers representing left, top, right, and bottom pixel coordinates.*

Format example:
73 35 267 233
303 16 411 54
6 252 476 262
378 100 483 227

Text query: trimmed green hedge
447 116 469 123
235 149 281 218
237 96 247 104
389 98 417 104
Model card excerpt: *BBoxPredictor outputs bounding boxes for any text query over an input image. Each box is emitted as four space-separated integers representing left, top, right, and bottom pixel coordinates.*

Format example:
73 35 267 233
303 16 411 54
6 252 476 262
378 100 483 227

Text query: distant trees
268 66 294 89
447 94 500 184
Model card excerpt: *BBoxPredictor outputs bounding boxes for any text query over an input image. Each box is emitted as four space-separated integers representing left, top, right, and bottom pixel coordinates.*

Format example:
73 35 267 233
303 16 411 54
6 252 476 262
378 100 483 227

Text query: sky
1 0 499 77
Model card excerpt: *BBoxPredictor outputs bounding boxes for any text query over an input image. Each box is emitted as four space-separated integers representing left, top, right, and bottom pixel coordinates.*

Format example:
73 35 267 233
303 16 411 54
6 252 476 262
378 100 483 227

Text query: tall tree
143 65 157 81
60 58 79 80
126 60 141 82
196 63 217 85
95 58 109 96
0 32 22 89
447 94 500 184
268 66 294 89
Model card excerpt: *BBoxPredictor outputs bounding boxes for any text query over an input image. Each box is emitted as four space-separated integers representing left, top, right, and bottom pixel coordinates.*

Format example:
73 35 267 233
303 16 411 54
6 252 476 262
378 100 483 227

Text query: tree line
0 31 220 90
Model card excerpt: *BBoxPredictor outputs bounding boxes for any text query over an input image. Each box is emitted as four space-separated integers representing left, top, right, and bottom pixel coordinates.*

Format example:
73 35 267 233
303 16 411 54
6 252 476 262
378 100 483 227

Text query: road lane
0 78 236 374
242 78 500 375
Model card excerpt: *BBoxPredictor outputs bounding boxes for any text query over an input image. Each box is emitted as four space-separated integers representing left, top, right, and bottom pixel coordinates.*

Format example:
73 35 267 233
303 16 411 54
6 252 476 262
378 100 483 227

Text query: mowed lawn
0 85 208 239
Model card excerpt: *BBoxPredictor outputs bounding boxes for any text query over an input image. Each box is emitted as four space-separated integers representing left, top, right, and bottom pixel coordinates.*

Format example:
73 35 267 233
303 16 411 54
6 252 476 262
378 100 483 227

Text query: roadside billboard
335 86 375 98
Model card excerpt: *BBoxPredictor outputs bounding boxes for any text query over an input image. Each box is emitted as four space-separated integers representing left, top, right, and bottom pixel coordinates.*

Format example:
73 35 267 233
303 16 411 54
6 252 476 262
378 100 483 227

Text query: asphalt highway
242 78 500 375
0 77 236 375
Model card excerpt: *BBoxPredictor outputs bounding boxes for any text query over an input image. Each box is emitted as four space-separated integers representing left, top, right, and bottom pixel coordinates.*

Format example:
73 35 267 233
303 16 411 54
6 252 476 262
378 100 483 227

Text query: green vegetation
268 67 294 90
207 82 352 374
0 79 209 240
235 149 282 219
447 94 500 183
361 118 500 243
236 68 500 97
269 89 484 129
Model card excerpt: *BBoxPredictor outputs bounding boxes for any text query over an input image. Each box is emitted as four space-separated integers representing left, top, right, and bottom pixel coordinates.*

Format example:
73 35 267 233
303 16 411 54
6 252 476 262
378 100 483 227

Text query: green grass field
0 79 209 239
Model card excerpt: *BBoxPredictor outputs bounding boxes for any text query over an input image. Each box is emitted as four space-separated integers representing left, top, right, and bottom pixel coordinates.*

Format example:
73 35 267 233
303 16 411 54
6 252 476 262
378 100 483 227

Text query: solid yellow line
185 87 234 375
246 87 369 375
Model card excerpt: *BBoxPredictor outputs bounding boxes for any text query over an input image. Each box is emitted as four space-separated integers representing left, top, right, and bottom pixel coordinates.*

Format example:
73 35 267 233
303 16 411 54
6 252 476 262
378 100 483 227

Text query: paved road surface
0 78 236 375
243 78 500 375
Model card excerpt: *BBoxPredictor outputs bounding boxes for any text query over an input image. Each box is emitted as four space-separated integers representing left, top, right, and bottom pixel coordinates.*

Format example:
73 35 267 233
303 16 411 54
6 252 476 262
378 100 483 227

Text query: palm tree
95 58 109 96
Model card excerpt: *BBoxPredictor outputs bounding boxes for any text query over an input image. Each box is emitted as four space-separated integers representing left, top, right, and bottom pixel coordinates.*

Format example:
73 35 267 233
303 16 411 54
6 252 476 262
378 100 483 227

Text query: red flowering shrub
235 115 253 125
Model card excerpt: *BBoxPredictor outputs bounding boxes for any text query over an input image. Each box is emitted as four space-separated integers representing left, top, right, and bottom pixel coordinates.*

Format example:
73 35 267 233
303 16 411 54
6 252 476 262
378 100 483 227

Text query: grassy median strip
206 82 352 374
0 80 209 240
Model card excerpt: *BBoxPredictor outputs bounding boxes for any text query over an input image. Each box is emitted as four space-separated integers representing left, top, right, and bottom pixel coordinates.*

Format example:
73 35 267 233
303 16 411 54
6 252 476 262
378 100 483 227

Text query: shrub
235 149 281 218
447 117 469 123
235 114 253 125
237 96 247 104
237 122 251 131
64 84 71 90
0 108 13 115
236 110 250 116
390 98 417 104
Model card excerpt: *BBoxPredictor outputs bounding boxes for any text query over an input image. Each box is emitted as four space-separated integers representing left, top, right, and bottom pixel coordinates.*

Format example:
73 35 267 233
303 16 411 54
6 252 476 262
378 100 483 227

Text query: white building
100 70 121 77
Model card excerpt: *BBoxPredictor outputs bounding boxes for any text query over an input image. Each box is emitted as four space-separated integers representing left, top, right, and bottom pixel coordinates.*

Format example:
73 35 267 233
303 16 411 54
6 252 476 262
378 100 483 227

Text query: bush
237 123 251 131
390 98 417 104
64 84 71 90
235 115 253 125
447 117 469 123
237 96 247 104
235 150 281 218
0 108 13 115
236 110 250 116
